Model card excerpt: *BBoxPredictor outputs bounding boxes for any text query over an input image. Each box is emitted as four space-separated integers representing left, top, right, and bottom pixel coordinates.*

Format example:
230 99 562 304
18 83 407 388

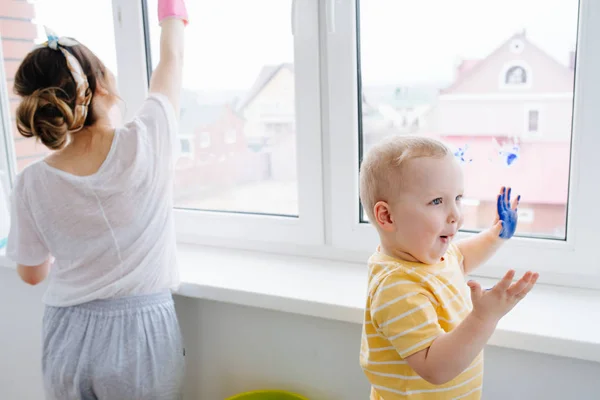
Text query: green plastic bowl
226 390 308 400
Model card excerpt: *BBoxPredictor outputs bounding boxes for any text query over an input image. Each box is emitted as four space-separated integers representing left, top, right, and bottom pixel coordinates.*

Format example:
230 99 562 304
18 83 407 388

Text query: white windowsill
2 244 600 364
175 244 600 364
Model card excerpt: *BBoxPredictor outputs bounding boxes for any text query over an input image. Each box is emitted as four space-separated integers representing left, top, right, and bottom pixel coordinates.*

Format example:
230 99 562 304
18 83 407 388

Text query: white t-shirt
7 94 181 307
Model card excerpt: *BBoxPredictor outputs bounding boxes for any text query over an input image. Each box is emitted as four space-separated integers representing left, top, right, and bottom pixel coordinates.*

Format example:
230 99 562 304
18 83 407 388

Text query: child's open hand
468 270 538 324
492 186 520 239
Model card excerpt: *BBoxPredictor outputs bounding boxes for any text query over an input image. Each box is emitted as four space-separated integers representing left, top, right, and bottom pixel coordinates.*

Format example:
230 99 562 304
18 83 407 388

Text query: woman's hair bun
15 87 75 150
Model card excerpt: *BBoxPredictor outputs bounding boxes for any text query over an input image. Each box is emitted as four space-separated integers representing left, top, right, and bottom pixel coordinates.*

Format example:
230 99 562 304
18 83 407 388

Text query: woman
6 1 188 398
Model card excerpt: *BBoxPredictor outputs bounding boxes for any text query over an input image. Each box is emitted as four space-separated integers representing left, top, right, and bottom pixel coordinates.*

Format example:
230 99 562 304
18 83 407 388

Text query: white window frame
326 0 600 289
111 0 324 246
0 33 16 247
0 32 16 190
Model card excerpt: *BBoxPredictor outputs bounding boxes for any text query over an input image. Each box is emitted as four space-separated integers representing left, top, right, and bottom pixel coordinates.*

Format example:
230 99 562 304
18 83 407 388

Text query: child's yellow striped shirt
360 244 483 400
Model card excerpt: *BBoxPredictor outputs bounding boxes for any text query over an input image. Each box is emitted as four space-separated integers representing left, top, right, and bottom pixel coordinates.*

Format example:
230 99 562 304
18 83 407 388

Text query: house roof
455 59 481 80
235 63 294 113
442 33 574 94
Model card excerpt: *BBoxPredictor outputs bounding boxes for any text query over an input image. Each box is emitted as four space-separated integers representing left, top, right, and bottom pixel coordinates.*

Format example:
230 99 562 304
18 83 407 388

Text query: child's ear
374 201 395 232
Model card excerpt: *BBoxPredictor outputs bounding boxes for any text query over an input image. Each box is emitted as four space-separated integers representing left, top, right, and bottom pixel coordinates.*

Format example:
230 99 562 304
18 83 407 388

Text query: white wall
2 267 600 400
0 268 46 400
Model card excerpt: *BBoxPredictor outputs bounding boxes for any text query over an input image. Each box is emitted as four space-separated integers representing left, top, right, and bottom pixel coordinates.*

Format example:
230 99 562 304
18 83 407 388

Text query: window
357 0 575 240
3 0 600 290
505 65 528 85
181 139 191 154
523 105 543 138
147 0 300 217
180 136 194 157
142 0 323 244
500 62 533 89
327 0 600 285
527 108 540 133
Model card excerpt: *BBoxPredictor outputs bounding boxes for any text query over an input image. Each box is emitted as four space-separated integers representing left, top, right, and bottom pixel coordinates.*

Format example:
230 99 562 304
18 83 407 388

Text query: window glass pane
358 0 579 239
146 0 298 216
1 0 118 173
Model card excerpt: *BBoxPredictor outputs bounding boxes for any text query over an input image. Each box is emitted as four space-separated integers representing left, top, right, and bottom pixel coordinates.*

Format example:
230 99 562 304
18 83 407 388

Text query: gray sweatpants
42 290 185 400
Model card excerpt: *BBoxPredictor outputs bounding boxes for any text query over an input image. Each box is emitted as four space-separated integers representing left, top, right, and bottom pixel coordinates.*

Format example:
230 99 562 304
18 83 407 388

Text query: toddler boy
359 136 538 399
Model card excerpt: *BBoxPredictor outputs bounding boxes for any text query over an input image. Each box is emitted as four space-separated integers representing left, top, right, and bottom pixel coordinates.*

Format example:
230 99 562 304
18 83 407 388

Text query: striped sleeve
370 274 444 359
447 243 464 266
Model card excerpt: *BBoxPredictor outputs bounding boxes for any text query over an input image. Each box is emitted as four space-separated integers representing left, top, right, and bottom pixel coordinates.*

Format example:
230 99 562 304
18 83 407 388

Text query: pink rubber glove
158 0 189 25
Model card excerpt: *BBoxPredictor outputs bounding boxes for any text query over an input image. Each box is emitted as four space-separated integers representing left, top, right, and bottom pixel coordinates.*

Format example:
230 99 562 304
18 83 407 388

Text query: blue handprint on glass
497 187 520 239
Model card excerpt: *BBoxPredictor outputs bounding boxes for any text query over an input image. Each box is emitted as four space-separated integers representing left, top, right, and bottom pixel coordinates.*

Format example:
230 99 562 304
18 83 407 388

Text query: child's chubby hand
491 186 520 240
467 270 539 324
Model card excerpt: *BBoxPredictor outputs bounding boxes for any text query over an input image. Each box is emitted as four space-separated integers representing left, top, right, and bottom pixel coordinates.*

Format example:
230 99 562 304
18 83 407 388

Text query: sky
31 0 580 91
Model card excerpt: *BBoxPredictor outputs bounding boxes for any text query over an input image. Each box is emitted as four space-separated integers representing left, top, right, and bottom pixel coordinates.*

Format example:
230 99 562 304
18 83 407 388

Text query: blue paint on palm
497 187 519 239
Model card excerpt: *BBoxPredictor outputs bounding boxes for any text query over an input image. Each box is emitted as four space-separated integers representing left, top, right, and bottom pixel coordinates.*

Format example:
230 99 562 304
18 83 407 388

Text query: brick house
173 90 248 202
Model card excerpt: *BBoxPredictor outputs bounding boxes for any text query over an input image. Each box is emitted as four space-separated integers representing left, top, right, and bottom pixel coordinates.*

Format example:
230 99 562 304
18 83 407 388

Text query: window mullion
111 0 149 121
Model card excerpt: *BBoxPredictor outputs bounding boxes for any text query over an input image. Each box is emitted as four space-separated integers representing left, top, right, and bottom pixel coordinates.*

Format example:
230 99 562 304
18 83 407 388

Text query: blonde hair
359 135 451 222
